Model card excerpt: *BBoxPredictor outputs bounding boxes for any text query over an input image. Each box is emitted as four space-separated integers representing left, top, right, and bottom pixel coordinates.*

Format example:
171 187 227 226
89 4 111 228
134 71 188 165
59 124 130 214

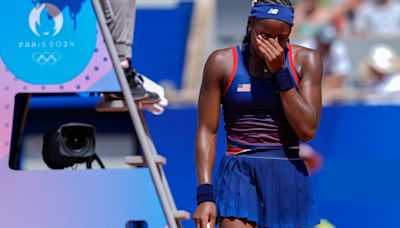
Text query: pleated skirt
213 149 320 228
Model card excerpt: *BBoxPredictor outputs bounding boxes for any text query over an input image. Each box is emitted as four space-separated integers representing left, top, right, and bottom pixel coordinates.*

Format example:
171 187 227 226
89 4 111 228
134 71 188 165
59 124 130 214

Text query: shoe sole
141 98 161 105
108 93 150 102
96 97 161 112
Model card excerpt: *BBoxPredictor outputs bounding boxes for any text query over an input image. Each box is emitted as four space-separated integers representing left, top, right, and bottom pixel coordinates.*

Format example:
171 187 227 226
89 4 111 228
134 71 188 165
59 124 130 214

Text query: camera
42 122 97 169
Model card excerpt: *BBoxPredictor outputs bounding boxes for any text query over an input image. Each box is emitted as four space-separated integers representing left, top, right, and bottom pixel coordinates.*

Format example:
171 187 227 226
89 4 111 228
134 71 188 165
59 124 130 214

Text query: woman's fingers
257 36 274 59
268 37 284 53
257 36 275 56
195 220 201 228
258 44 272 61
209 210 217 228
256 35 285 73
193 203 217 228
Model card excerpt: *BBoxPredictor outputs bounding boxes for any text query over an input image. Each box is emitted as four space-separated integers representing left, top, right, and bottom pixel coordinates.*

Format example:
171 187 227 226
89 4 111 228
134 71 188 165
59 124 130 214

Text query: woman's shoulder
204 46 238 79
291 44 322 67
206 46 236 66
290 44 322 79
290 44 320 61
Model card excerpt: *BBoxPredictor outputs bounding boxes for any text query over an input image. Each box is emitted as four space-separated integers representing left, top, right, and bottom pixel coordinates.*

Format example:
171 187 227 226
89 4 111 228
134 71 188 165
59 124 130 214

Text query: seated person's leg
101 0 159 102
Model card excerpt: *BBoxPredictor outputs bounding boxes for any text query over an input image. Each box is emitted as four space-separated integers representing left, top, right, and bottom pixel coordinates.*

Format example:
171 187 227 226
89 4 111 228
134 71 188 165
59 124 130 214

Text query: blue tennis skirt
213 149 320 228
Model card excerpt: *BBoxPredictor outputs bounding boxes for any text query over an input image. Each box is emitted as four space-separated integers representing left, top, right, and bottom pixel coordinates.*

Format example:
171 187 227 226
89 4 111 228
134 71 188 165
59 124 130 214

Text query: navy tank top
222 43 300 153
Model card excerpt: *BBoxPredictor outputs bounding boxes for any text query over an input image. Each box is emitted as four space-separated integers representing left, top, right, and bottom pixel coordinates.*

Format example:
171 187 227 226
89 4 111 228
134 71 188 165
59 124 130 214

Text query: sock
120 59 130 69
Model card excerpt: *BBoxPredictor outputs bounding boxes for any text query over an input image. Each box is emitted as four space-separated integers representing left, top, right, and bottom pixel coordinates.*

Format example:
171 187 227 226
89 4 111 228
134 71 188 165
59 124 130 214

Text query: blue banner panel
0 1 96 84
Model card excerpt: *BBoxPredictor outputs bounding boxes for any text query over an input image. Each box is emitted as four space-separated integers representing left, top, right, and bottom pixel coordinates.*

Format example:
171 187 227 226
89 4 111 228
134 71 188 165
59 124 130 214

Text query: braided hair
243 0 294 44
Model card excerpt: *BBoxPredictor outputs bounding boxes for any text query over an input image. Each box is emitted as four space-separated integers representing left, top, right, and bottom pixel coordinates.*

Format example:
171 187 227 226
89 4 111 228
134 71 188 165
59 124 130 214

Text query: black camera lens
42 123 97 169
65 135 87 151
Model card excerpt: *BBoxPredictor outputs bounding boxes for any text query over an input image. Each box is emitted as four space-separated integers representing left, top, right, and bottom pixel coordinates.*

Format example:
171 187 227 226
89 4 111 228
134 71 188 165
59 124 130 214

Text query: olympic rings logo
32 52 62 65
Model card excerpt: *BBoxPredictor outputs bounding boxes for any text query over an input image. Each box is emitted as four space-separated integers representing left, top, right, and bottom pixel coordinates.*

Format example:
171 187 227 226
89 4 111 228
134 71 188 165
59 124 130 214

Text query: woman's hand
256 35 285 73
193 201 217 228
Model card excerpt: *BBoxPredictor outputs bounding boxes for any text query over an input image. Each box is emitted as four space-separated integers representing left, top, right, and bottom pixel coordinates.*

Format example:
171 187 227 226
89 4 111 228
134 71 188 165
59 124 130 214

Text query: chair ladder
91 1 190 227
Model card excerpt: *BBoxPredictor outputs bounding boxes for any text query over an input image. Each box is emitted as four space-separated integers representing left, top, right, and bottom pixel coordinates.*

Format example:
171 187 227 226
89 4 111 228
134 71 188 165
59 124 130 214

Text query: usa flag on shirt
237 84 251 92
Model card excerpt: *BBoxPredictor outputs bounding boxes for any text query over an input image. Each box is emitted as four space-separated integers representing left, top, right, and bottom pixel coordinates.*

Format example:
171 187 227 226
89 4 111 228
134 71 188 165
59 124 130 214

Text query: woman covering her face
194 0 323 227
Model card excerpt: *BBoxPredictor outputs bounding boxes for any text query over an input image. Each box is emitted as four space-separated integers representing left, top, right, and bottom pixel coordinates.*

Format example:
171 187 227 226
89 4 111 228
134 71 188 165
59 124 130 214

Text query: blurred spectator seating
353 0 400 38
357 44 400 104
300 24 351 90
292 0 346 39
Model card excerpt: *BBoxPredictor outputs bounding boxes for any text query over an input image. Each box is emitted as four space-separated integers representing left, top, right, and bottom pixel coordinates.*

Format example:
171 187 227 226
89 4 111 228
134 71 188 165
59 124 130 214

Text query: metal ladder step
95 100 129 112
95 97 155 113
125 155 167 166
173 210 191 221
